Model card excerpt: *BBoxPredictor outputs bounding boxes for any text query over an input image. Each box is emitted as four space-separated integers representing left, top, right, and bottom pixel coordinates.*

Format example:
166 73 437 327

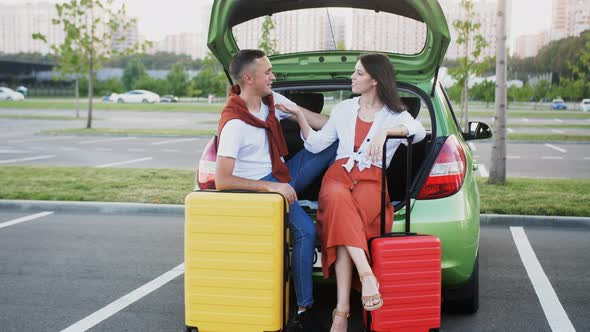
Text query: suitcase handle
380 135 414 235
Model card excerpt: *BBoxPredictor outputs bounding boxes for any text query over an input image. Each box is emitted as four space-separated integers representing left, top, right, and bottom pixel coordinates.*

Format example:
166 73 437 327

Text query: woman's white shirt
302 97 426 171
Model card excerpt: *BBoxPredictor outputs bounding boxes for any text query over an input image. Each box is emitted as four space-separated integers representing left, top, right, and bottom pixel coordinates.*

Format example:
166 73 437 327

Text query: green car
202 0 492 314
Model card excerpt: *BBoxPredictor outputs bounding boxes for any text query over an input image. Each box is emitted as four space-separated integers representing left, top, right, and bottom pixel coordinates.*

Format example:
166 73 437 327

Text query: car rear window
232 8 427 56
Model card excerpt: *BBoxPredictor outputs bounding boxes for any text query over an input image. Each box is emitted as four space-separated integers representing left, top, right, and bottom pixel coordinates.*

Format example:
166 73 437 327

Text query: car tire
7 97 12 101
443 254 479 314
117 98 124 103
142 99 148 103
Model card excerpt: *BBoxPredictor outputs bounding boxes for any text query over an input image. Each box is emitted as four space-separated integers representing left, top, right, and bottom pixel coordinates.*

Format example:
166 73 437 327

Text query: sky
2 0 553 45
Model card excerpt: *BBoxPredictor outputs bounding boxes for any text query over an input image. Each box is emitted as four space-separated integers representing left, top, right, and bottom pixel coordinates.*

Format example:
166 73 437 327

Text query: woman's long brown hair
358 53 406 114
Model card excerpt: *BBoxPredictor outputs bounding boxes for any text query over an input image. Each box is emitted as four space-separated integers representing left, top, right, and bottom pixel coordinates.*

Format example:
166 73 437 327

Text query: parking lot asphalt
0 209 588 332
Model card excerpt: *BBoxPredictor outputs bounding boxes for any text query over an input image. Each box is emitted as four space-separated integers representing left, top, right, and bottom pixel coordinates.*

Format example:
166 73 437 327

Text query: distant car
160 95 179 103
551 99 567 110
114 90 160 103
0 87 25 101
580 99 590 112
101 93 118 102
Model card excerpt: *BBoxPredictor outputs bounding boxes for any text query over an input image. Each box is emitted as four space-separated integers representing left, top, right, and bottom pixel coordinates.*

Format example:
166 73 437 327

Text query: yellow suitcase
184 191 289 332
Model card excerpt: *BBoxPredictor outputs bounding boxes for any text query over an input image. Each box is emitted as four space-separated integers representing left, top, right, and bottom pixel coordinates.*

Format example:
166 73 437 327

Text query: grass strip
477 177 590 217
42 128 216 136
0 166 588 217
0 100 223 112
0 114 93 120
507 133 590 142
0 166 195 204
508 124 590 129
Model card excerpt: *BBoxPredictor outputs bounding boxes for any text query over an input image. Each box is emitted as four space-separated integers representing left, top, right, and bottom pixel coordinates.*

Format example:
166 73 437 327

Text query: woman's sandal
359 272 383 311
331 309 350 332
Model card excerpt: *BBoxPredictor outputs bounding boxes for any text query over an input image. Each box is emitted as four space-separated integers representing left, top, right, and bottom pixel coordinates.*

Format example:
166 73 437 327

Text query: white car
0 87 25 101
580 99 590 112
114 90 160 103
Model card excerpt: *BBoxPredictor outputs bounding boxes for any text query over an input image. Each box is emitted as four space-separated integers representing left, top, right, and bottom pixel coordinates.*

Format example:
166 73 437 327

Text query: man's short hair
229 49 266 82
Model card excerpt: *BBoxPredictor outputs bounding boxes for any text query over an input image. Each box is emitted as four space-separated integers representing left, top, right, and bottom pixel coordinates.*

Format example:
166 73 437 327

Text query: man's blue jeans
260 142 337 307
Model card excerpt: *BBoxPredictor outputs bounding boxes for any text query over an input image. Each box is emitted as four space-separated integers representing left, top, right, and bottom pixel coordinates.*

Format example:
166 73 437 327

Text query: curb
0 200 184 216
1 200 590 228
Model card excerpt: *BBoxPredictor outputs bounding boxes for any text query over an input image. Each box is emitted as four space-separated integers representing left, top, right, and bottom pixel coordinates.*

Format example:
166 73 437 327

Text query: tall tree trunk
75 77 80 118
86 67 94 129
462 77 469 132
489 0 507 183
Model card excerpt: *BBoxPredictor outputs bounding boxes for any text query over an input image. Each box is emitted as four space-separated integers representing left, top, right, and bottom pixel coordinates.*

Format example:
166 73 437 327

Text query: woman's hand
367 129 387 164
275 103 303 119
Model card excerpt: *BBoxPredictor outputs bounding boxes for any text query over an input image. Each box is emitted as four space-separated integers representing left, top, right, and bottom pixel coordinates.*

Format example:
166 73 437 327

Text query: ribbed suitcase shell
184 191 287 332
367 234 441 332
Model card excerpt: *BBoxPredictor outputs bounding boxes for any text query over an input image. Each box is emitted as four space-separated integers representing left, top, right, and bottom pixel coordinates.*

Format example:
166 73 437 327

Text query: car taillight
196 136 217 190
417 135 466 200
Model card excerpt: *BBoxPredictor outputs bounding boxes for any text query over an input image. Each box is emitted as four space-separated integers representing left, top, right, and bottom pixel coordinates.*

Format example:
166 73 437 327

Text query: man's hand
266 181 297 205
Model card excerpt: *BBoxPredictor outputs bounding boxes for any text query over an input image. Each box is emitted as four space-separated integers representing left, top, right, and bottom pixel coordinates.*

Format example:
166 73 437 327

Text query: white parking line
161 149 180 153
542 156 564 160
8 136 75 144
478 164 489 177
507 128 515 133
544 144 567 153
79 137 137 145
507 155 521 159
510 227 575 332
60 263 184 332
151 138 198 146
127 148 145 152
584 157 590 160
0 212 54 230
551 129 565 134
0 149 30 154
523 118 530 123
0 155 56 164
554 118 563 123
96 157 153 168
468 142 477 152
60 147 80 151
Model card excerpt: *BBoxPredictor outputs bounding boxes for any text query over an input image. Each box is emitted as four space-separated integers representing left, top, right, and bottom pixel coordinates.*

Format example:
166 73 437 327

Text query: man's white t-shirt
217 91 296 180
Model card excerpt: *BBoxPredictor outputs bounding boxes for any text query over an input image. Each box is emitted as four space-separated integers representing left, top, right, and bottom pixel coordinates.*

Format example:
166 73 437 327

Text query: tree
122 58 147 90
33 0 151 128
166 63 189 96
489 0 507 184
449 0 490 132
191 53 227 97
258 16 278 55
470 80 495 107
533 80 550 103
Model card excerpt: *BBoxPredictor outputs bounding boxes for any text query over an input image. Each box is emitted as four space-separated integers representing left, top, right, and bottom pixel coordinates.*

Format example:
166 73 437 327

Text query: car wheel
117 98 124 103
7 97 12 101
142 99 148 103
443 254 479 314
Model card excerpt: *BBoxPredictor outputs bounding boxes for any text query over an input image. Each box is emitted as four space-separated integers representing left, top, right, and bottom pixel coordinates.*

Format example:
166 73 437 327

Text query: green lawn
477 177 590 217
42 128 216 136
507 133 590 142
508 124 590 129
0 99 224 112
0 166 588 217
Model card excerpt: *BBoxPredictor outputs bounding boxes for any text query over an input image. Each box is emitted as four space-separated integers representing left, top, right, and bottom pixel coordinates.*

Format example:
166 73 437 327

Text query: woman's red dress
317 116 394 278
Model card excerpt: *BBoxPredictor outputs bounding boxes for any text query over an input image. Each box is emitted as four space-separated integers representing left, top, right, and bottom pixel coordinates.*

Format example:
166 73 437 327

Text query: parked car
101 93 118 102
0 87 25 101
160 95 179 103
114 90 160 103
196 0 491 318
551 98 567 110
580 99 590 112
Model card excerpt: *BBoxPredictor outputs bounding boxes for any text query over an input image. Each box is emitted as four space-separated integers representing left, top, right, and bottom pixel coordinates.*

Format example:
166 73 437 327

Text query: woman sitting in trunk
276 53 426 331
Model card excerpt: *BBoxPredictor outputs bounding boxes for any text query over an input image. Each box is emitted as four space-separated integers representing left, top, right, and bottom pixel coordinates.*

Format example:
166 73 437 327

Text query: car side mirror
463 121 492 141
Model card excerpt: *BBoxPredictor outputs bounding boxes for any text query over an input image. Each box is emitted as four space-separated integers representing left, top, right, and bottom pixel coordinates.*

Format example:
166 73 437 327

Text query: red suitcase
365 135 441 332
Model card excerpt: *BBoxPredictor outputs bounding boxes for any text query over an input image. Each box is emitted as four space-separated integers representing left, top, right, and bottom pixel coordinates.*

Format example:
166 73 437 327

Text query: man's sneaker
284 308 314 332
